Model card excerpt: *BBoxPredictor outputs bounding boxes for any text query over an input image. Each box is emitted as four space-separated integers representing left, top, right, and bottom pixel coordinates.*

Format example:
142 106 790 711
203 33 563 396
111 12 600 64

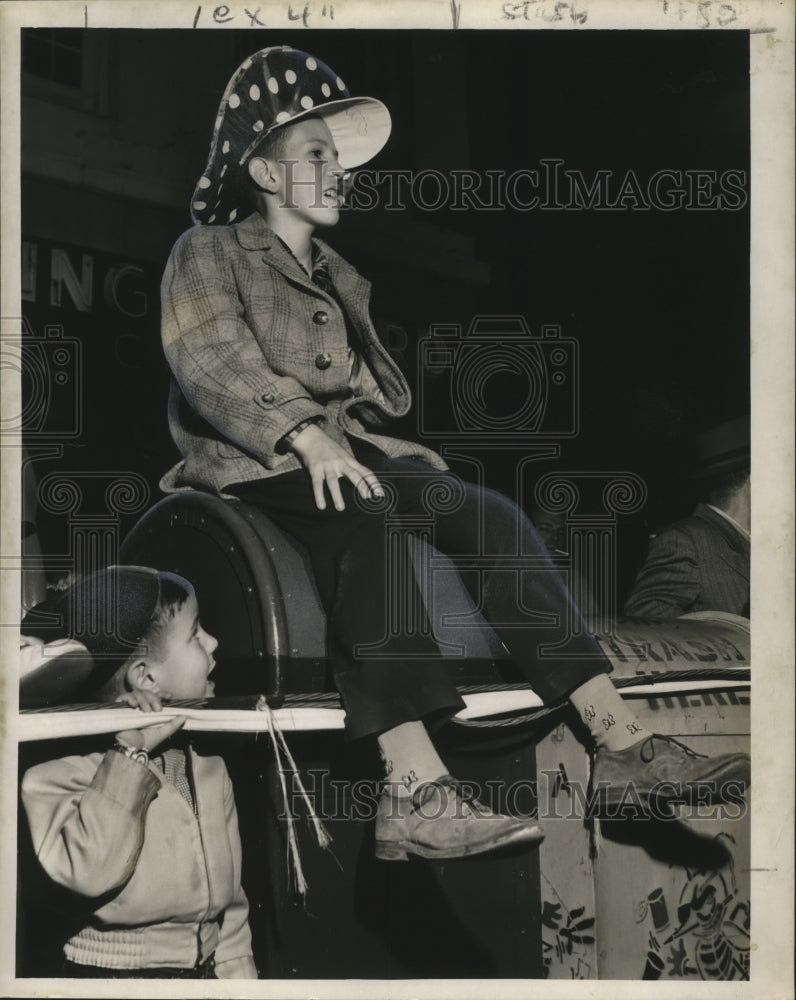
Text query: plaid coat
160 212 446 495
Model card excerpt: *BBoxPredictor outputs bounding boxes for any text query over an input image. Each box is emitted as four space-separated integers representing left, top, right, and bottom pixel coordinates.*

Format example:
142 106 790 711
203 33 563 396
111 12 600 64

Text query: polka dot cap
191 45 391 226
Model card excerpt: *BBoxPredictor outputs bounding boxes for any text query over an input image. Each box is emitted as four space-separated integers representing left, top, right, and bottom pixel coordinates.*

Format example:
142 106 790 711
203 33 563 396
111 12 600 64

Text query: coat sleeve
20 751 160 899
213 765 258 979
623 525 700 618
161 229 326 468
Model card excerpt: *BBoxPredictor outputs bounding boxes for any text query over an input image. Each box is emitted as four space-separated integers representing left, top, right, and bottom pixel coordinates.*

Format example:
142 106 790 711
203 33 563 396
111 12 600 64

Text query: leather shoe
592 733 750 808
374 774 545 861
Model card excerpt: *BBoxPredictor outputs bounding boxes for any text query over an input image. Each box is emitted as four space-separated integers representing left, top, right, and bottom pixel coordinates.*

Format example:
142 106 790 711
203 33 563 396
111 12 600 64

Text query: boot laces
640 733 708 764
411 775 487 816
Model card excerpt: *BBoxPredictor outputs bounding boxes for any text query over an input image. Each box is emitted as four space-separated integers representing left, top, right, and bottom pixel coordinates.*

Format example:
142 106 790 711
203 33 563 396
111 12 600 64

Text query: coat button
313 310 329 325
260 392 275 404
315 353 332 370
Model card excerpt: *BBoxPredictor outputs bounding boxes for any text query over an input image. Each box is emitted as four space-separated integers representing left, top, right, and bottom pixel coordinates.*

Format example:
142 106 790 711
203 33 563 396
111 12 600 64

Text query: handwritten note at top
500 1 588 24
499 0 741 28
192 4 335 29
658 0 739 28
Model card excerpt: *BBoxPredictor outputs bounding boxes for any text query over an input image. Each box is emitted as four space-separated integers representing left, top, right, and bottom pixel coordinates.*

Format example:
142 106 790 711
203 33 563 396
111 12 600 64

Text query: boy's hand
115 689 185 752
115 716 186 753
291 423 384 511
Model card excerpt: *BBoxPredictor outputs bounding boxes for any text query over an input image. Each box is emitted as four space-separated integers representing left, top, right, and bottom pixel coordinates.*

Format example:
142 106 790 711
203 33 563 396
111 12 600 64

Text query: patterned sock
568 674 651 752
377 721 447 797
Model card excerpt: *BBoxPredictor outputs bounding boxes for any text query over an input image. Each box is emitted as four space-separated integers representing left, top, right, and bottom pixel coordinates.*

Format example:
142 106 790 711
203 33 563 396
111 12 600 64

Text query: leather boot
374 774 545 861
591 733 750 808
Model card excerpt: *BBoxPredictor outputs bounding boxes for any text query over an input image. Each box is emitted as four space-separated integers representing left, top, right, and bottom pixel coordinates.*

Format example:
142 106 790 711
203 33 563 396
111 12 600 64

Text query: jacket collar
693 503 749 553
235 213 310 287
234 211 279 250
233 213 371 298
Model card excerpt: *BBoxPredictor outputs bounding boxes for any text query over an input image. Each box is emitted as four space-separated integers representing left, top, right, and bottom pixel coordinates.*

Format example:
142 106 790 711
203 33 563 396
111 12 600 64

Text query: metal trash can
536 614 750 981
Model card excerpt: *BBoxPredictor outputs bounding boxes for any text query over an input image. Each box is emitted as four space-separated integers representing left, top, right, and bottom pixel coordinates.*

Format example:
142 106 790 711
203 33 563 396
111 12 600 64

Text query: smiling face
249 117 346 232
147 592 218 700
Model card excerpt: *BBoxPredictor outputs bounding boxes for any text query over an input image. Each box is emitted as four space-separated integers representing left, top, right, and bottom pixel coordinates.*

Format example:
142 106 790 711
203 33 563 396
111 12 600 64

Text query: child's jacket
21 746 257 978
160 211 446 495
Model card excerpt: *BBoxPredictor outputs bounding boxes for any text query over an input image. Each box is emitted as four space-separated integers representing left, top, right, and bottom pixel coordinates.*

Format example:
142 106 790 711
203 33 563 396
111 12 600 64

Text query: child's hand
116 688 171 713
115 688 185 752
291 423 384 511
115 716 187 754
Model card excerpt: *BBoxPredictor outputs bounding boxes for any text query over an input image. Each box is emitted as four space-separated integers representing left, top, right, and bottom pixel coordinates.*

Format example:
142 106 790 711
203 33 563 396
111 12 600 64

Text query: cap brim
266 96 392 170
690 449 750 479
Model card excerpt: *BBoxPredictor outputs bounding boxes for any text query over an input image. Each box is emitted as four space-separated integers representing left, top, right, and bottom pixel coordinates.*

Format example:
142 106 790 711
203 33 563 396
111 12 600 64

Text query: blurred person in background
624 416 750 620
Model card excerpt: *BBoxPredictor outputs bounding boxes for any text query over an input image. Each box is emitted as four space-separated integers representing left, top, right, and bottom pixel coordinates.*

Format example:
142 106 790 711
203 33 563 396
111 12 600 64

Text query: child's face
149 593 218 700
270 118 346 229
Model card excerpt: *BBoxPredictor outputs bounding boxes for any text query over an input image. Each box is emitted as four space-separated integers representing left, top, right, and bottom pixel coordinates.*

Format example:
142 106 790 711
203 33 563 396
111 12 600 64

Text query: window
21 29 114 116
23 28 84 89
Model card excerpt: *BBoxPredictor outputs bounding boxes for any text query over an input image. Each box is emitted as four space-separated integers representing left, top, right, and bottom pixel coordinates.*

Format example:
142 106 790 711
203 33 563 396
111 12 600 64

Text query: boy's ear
125 658 160 693
247 156 279 194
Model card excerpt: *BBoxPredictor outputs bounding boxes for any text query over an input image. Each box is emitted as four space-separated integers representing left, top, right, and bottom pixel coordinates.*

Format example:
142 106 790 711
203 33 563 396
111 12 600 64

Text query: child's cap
20 566 191 704
191 45 391 227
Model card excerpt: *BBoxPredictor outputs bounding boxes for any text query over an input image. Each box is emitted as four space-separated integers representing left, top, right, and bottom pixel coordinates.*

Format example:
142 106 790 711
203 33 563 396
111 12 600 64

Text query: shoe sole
374 825 545 862
594 779 748 810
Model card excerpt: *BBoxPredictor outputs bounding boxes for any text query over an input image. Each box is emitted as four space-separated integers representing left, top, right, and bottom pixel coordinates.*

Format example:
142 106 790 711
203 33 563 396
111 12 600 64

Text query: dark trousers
232 441 608 739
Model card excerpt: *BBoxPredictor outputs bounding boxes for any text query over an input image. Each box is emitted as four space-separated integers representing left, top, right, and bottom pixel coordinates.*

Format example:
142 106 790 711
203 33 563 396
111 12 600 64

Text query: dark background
21 28 750 603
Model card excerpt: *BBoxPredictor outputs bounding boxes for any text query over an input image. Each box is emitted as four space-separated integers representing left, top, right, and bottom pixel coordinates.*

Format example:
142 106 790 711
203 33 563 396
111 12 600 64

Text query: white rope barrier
17 679 750 743
453 678 749 720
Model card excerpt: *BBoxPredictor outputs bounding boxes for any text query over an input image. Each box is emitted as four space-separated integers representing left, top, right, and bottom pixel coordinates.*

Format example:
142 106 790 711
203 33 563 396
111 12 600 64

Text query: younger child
20 565 257 979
